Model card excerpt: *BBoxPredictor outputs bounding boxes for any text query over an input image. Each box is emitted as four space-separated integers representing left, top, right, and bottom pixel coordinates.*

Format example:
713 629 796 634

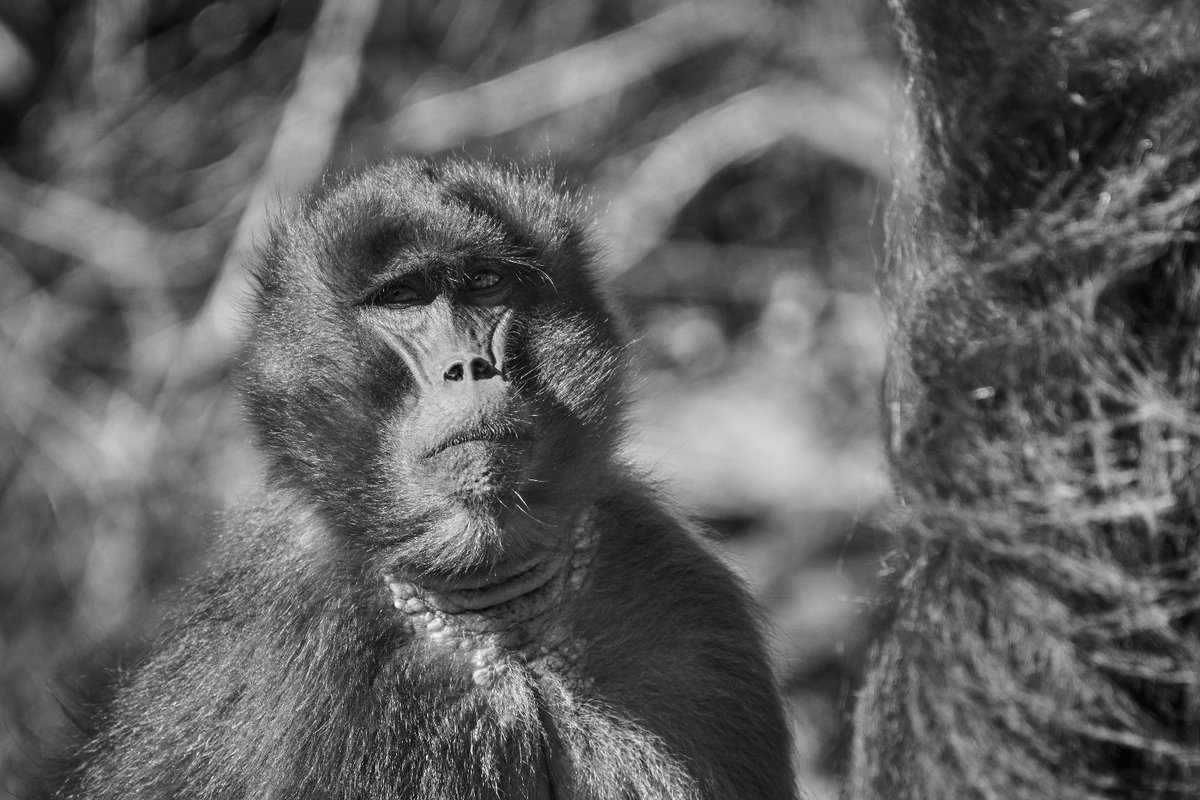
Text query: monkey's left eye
466 270 503 292
369 281 425 306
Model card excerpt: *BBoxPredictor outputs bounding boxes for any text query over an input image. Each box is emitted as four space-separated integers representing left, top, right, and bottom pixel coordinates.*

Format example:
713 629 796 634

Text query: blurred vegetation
0 0 897 797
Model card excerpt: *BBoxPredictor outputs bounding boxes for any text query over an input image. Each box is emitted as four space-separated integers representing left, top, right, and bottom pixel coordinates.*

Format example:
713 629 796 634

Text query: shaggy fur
51 161 796 799
853 2 1200 798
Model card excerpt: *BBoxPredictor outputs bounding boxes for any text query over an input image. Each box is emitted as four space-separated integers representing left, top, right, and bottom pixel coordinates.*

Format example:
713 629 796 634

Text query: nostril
442 356 499 382
470 357 499 380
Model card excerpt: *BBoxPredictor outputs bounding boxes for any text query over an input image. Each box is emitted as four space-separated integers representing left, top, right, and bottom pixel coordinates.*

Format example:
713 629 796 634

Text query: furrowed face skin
239 160 626 580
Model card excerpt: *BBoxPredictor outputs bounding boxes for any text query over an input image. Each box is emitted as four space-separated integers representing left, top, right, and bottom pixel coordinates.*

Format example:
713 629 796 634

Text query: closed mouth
422 427 532 459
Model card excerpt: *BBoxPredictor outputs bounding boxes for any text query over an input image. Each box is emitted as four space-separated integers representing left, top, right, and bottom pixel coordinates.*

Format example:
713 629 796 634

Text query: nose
442 355 500 382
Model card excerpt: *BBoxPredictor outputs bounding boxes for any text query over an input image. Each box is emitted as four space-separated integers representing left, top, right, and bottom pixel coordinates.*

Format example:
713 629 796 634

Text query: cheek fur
523 309 623 426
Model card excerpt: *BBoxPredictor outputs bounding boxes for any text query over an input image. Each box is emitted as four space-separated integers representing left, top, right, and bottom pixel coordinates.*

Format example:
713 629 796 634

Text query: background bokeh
0 1 898 796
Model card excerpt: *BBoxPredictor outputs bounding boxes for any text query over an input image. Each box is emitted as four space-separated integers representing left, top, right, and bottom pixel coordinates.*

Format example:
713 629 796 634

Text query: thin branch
388 0 783 152
0 166 167 286
185 0 381 375
600 80 894 276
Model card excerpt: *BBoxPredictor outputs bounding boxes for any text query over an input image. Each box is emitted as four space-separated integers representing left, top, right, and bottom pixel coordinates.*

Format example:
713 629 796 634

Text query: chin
383 433 596 575
390 499 539 579
426 439 529 494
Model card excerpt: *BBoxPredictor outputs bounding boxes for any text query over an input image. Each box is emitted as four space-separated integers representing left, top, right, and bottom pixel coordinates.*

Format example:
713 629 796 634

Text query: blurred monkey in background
853 2 1200 798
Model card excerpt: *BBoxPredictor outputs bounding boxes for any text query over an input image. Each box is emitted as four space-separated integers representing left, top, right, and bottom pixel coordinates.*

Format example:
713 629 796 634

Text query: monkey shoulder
583 487 765 656
567 487 796 799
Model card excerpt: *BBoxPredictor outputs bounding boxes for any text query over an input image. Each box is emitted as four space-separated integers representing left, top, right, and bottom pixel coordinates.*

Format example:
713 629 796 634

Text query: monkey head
239 160 626 582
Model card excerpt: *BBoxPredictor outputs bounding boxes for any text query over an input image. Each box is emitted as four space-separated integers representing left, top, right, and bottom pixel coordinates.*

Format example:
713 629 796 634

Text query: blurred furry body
51 161 795 799
854 2 1200 798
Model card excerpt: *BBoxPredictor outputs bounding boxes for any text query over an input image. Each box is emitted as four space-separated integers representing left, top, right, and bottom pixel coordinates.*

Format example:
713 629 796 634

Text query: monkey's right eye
369 282 425 307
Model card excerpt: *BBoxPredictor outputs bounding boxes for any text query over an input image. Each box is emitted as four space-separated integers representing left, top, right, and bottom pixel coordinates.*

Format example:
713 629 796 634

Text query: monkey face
364 265 536 500
363 259 587 559
240 160 626 577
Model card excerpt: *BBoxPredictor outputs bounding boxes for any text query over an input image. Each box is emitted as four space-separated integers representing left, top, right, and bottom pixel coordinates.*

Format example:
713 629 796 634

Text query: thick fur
853 2 1200 798
52 160 796 799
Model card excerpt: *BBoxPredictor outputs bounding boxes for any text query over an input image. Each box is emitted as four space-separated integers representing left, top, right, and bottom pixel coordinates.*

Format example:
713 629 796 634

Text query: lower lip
426 435 530 459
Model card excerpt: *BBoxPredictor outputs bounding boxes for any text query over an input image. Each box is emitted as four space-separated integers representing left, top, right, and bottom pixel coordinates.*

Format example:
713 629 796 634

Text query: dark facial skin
364 257 569 580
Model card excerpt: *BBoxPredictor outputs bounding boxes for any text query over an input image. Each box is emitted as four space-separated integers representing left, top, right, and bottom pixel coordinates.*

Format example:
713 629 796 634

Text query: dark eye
466 270 503 292
370 281 424 306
